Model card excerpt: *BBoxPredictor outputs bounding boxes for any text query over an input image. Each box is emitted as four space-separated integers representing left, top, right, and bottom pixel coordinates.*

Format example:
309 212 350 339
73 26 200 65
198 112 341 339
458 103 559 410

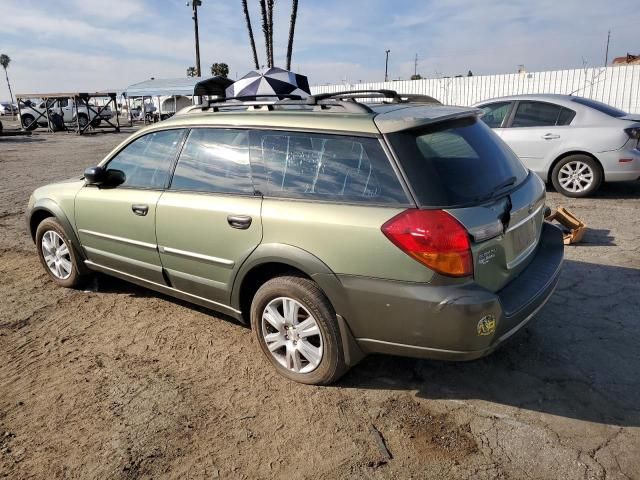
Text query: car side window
170 128 254 194
556 107 576 126
511 101 567 127
105 129 185 189
250 130 409 205
479 102 512 128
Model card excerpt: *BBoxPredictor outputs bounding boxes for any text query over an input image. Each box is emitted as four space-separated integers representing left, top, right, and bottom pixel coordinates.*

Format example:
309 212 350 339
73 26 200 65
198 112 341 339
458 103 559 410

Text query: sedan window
479 102 512 128
512 101 569 127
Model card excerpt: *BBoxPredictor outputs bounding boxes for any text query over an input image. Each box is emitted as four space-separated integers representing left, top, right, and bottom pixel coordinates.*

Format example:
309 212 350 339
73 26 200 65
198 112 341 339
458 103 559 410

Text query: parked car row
19 98 115 131
475 94 640 197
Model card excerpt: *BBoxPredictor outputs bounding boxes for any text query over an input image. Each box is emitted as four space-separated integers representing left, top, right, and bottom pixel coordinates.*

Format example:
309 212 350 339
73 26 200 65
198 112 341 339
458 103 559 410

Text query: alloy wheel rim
261 297 323 374
41 230 72 280
558 161 594 193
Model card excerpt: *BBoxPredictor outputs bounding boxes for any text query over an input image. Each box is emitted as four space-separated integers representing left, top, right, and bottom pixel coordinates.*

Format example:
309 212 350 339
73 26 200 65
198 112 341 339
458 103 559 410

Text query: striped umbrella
225 67 310 100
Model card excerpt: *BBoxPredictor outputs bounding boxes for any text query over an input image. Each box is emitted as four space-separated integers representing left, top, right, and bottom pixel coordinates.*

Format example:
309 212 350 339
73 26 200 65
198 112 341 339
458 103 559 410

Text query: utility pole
414 53 418 77
188 0 202 76
384 49 391 82
604 29 611 67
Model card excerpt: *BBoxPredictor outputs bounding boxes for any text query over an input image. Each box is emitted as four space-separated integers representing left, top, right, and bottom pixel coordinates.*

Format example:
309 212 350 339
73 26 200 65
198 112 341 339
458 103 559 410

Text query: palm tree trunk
267 0 274 67
242 0 260 69
286 0 298 70
259 0 270 68
3 69 15 119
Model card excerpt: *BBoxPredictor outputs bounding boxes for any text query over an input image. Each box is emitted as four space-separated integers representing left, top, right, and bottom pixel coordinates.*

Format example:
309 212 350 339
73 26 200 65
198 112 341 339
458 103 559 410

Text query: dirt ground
1 129 639 480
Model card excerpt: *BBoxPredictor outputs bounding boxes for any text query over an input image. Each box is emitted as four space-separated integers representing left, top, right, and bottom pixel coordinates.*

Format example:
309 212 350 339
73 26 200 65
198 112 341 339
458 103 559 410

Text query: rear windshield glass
571 97 627 117
388 117 528 207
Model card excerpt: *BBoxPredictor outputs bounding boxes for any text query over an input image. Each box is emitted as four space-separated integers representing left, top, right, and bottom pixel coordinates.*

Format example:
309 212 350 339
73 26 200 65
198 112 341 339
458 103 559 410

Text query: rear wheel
250 275 347 385
35 218 87 288
551 154 602 197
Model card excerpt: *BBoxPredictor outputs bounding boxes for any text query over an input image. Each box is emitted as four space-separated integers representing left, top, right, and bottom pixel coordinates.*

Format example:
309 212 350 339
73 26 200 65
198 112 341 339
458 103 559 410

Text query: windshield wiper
473 176 517 202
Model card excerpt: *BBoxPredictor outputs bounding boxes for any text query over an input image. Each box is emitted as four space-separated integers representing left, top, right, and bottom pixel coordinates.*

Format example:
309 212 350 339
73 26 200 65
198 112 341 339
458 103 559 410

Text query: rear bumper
599 147 640 182
340 222 564 360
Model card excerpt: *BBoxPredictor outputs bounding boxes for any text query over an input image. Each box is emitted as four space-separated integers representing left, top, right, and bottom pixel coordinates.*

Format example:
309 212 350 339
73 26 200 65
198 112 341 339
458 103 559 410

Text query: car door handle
227 215 252 229
542 133 560 140
131 204 149 216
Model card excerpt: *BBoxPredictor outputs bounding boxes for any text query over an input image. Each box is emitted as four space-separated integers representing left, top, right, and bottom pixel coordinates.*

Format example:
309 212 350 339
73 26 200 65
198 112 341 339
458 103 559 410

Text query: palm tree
186 66 197 77
267 0 275 68
242 0 260 69
259 0 270 67
285 0 298 70
0 54 16 117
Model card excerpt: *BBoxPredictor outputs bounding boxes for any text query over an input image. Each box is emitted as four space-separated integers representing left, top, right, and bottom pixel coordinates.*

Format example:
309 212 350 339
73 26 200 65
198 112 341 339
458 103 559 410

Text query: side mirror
104 169 126 187
84 166 105 184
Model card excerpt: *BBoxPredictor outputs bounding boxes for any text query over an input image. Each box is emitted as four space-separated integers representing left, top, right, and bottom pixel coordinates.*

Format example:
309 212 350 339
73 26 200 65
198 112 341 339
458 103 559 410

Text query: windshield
571 97 627 117
388 117 528 207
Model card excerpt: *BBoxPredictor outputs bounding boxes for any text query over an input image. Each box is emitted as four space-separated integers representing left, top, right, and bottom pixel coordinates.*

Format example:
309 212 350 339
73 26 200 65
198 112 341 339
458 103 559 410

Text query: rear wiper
473 176 517 202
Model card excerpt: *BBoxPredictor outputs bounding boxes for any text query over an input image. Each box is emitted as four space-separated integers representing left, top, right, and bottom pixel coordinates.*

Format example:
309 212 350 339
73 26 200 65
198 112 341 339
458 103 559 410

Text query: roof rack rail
311 89 402 103
178 89 432 116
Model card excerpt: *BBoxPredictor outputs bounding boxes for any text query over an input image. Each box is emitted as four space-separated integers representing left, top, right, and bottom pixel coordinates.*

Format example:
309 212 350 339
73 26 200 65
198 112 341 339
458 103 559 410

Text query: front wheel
250 276 347 385
21 114 38 131
551 155 602 197
35 218 88 288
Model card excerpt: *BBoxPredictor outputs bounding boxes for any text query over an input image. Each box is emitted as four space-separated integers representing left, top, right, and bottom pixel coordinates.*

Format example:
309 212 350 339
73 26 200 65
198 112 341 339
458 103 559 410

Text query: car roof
474 93 583 108
154 102 480 136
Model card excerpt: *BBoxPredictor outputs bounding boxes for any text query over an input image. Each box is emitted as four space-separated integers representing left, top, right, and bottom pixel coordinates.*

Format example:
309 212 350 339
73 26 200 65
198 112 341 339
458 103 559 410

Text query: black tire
90 118 101 127
35 218 88 288
77 114 89 130
250 275 347 385
21 114 37 131
551 154 602 198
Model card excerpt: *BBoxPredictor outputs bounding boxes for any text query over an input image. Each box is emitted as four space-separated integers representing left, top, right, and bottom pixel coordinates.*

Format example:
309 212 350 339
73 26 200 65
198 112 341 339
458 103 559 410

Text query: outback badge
477 315 496 336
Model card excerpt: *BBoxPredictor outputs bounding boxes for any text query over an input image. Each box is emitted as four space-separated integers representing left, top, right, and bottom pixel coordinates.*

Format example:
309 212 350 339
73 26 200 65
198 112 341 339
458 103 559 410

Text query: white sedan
475 94 640 197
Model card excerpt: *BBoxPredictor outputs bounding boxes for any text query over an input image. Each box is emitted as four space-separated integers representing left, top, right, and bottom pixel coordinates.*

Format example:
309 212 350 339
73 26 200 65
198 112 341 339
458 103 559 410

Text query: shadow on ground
339 259 640 427
83 259 639 427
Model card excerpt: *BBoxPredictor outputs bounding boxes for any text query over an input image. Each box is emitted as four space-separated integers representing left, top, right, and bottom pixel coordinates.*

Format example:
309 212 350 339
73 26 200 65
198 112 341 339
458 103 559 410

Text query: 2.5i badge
477 315 496 336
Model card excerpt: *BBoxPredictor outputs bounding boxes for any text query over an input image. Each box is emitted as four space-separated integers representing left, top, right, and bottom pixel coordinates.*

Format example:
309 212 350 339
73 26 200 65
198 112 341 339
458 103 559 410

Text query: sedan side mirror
84 166 105 184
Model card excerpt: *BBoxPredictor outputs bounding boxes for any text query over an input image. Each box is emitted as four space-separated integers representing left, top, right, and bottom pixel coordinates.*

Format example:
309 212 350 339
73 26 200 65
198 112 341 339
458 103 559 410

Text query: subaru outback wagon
27 90 564 385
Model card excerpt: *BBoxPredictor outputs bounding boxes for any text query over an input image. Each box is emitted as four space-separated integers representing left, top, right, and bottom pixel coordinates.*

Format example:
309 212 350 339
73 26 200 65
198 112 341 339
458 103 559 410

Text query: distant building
612 53 640 66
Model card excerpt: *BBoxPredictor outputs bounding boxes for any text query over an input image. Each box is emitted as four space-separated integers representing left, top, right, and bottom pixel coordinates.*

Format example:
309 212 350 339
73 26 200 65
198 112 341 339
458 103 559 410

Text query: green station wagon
27 90 564 384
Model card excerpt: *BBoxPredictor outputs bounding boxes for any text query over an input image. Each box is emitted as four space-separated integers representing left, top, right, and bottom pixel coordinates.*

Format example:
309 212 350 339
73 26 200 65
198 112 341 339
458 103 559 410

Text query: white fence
310 66 640 114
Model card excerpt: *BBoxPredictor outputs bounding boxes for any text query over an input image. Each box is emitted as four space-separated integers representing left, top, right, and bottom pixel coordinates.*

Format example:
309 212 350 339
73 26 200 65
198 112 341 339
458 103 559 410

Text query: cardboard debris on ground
545 207 586 245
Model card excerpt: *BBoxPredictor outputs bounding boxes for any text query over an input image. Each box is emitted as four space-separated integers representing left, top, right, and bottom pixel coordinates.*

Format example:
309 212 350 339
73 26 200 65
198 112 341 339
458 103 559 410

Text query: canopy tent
124 76 233 98
123 76 233 124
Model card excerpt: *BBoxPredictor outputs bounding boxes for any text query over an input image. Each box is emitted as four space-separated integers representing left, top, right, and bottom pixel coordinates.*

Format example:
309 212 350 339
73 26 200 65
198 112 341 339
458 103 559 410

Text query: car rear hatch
384 114 545 292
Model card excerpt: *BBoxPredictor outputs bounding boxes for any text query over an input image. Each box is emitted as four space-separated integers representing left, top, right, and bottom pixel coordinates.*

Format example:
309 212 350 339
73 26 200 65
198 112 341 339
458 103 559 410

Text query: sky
0 0 638 99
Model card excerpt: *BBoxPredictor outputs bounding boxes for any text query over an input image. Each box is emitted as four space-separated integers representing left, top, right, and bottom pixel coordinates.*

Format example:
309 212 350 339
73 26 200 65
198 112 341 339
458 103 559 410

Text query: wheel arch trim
230 243 365 366
28 198 87 263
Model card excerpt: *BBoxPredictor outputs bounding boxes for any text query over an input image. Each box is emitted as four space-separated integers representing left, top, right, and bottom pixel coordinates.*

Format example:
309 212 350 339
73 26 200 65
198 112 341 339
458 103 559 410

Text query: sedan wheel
261 296 323 374
551 155 602 198
558 161 594 194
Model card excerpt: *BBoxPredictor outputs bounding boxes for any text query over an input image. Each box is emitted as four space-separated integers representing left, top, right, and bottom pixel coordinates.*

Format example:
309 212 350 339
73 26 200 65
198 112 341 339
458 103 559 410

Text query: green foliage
210 62 230 78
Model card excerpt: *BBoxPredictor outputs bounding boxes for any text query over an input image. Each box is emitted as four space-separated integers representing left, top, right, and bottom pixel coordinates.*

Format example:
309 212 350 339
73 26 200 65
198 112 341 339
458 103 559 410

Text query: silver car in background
475 94 640 197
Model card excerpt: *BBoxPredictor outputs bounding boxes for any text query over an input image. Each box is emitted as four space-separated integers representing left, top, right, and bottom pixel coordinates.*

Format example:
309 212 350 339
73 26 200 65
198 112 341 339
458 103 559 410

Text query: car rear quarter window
249 130 409 205
106 129 185 189
388 117 528 207
170 128 254 194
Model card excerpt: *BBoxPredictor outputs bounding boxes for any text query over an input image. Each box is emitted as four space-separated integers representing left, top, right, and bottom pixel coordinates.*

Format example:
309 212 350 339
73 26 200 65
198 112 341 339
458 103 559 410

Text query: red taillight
381 209 473 277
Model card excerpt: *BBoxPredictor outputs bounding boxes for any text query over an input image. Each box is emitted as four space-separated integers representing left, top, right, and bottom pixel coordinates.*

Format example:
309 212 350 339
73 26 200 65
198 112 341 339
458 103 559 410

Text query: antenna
604 29 611 67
